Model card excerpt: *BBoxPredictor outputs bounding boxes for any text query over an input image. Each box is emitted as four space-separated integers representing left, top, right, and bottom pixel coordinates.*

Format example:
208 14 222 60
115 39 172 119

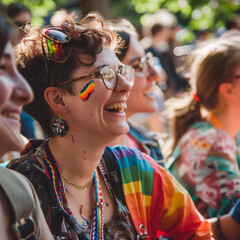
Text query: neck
109 134 128 148
48 133 105 182
210 108 240 139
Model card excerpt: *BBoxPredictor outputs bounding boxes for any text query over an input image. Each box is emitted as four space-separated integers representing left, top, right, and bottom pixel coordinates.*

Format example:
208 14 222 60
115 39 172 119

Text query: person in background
0 4 53 239
109 19 166 166
7 3 32 45
145 9 189 99
7 11 212 239
167 37 240 218
7 2 36 140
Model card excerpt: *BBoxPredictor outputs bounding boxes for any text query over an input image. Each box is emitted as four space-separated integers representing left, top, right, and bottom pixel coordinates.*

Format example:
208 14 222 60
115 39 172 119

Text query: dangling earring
50 112 69 137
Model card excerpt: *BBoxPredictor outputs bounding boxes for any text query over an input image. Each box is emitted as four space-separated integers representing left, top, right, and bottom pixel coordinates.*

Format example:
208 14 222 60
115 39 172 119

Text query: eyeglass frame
57 65 135 90
131 52 154 77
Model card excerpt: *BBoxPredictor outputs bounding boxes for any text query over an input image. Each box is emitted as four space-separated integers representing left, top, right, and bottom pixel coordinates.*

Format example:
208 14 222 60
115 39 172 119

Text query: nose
147 62 161 83
13 69 33 105
114 73 132 93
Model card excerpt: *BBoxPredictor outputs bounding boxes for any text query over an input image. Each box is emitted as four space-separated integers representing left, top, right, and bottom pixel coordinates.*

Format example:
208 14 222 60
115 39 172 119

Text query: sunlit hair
16 11 120 137
171 37 240 152
107 18 138 61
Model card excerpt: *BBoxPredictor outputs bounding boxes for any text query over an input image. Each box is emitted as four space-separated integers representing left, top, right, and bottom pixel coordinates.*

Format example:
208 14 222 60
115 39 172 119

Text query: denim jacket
128 119 165 167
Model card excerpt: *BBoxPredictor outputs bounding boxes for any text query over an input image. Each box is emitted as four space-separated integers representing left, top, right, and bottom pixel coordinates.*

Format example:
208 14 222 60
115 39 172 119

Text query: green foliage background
2 0 240 35
1 0 65 26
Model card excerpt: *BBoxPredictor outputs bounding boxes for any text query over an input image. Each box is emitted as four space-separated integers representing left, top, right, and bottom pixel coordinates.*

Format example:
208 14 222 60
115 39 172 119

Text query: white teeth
2 112 20 121
105 102 127 110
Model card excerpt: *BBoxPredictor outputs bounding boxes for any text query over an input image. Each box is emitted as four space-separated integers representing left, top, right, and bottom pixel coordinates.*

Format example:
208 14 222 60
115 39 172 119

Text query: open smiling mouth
2 111 20 121
104 102 127 113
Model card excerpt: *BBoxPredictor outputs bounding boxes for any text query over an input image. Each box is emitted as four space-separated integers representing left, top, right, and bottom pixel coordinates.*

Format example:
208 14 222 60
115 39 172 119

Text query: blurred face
11 11 31 43
122 37 160 118
62 47 133 141
0 42 33 156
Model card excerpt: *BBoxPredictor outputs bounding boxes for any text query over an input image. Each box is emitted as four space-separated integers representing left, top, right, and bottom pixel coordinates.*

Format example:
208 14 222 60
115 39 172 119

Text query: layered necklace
39 141 104 239
62 175 94 190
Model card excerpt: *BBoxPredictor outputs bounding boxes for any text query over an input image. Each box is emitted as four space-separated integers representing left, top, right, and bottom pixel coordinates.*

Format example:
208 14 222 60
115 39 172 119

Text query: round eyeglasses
131 52 154 77
57 65 135 89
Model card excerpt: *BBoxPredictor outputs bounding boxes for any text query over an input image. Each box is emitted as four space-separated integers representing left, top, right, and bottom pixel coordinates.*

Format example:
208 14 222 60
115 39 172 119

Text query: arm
210 215 240 240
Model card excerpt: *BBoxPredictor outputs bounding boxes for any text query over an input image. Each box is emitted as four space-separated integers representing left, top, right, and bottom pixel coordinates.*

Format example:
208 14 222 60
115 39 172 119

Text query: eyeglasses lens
120 66 135 86
44 28 71 43
141 53 153 76
100 66 135 90
101 67 116 89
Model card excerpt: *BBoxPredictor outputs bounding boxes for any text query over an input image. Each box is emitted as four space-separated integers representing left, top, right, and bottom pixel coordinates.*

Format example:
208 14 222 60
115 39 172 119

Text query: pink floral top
168 121 240 217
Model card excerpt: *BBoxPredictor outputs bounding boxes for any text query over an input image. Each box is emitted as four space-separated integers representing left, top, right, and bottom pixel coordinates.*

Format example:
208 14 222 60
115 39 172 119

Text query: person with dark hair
167 37 240 219
6 11 213 240
0 4 53 239
7 2 32 43
7 2 37 141
109 19 165 166
145 9 189 99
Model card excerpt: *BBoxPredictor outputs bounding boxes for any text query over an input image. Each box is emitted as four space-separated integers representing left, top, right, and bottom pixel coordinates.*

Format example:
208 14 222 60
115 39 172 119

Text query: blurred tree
131 0 240 32
2 0 240 38
80 0 110 18
1 0 64 26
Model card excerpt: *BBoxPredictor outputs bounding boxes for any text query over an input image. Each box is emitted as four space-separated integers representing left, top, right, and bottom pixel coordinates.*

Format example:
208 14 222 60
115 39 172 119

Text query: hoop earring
50 113 69 137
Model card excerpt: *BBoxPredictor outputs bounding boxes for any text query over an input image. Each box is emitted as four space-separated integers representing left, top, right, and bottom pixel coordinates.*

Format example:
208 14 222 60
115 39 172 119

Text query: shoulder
180 121 227 145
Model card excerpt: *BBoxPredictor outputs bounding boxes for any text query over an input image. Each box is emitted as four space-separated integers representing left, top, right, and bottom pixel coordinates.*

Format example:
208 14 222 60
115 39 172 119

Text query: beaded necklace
42 141 104 239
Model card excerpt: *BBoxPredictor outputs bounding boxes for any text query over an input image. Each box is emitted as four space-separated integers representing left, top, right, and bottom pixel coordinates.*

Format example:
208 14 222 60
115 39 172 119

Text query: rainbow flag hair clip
79 80 96 102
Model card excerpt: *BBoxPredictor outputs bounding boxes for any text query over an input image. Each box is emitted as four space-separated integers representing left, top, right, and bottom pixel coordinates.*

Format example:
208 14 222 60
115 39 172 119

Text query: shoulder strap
0 168 36 239
102 147 126 205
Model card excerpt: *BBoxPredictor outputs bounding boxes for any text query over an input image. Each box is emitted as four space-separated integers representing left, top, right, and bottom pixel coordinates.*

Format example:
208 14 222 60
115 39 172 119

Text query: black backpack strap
102 147 126 205
0 168 36 240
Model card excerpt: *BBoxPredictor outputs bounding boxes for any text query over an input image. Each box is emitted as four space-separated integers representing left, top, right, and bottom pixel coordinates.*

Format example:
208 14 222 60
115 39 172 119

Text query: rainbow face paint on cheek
79 80 96 102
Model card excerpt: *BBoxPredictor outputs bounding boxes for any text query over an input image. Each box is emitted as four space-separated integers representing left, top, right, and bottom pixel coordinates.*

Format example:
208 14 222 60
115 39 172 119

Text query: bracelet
216 216 227 240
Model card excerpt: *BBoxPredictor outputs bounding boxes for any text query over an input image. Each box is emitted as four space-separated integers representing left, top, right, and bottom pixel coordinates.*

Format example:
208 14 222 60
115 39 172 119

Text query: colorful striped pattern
43 147 70 215
112 147 153 231
91 170 104 240
46 38 63 62
79 80 96 102
110 146 213 240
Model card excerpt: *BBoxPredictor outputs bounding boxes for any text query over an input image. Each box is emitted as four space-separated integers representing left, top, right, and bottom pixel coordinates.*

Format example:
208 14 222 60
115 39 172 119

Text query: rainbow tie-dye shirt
110 146 213 240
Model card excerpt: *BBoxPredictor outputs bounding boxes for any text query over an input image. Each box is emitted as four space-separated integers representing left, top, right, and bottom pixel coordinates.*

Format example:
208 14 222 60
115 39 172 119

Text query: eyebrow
129 56 141 65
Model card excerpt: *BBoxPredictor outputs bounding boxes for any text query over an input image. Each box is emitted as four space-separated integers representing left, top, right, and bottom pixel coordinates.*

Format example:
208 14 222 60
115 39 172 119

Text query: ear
44 87 67 114
219 82 236 101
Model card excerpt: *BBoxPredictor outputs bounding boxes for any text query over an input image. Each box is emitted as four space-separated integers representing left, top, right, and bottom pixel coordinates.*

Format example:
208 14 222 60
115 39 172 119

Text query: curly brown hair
16 11 119 137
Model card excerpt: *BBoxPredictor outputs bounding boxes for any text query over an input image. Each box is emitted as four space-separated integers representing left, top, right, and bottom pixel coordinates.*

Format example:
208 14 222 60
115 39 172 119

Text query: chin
0 132 25 154
112 123 129 137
